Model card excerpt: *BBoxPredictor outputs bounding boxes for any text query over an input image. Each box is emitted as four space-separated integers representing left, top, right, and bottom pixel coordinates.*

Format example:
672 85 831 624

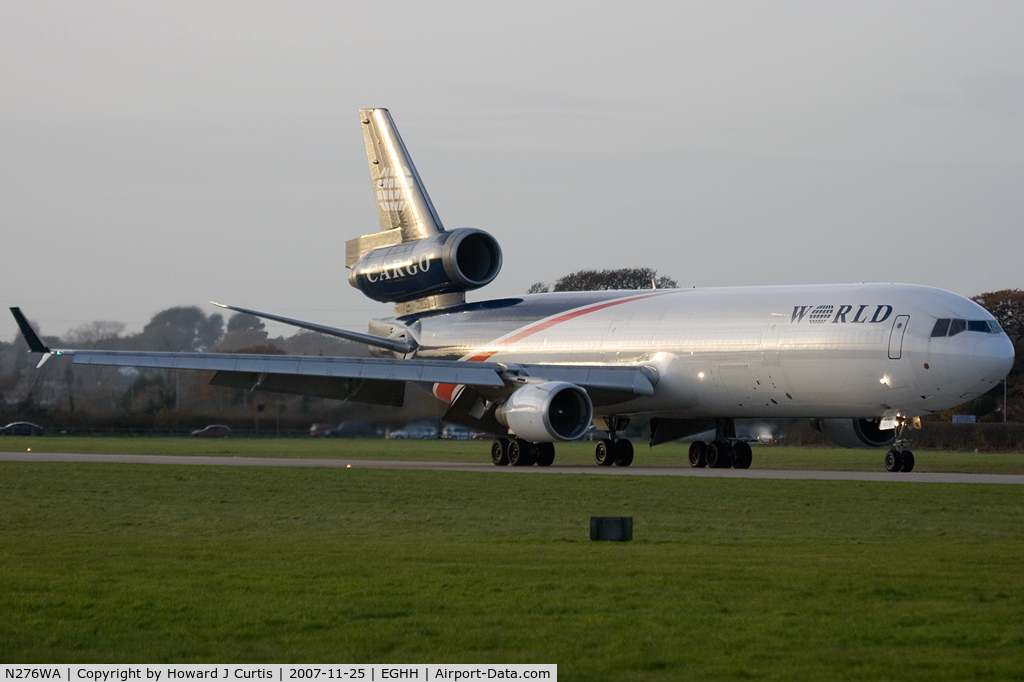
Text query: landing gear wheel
884 449 903 473
491 438 510 466
705 442 720 468
595 439 616 466
688 441 707 468
900 450 915 472
509 439 537 466
732 441 753 469
720 442 736 468
614 439 634 467
706 441 734 468
535 442 555 467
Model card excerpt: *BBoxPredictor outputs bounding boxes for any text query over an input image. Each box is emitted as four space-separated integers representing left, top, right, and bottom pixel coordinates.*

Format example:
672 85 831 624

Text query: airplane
10 108 1015 472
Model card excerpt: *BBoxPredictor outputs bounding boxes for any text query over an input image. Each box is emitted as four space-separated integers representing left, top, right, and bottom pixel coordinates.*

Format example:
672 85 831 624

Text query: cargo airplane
11 109 1015 472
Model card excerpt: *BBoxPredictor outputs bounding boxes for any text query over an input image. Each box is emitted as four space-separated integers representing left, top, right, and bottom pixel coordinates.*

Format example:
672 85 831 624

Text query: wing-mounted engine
346 108 502 314
494 381 594 442
810 418 895 448
348 227 502 304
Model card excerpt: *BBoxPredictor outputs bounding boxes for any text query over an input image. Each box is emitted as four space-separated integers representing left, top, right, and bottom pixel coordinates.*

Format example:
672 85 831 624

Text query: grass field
2 442 1024 679
3 436 1024 474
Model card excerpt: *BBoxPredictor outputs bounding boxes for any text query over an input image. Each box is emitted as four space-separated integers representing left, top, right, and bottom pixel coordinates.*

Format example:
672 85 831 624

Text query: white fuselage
392 282 1014 420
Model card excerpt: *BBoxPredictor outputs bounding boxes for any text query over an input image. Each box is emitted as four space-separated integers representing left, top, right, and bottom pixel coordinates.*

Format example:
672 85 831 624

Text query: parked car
387 422 439 439
441 425 478 440
191 425 232 438
310 422 376 438
310 423 338 437
0 421 43 436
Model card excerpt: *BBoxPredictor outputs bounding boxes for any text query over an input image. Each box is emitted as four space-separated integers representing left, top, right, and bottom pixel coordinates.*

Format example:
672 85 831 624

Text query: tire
509 439 537 466
707 441 734 468
615 439 634 467
719 443 736 468
705 442 720 468
733 441 753 469
900 450 915 472
491 438 510 466
508 439 524 466
536 442 555 467
688 441 707 468
884 449 903 472
595 439 616 466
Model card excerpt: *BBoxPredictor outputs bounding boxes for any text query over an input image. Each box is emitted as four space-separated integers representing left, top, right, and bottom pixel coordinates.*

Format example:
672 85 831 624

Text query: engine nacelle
495 381 594 442
811 418 895 449
348 228 502 303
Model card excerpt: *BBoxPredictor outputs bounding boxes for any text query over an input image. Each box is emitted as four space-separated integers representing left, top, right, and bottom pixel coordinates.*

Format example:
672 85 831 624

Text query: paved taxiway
2 451 1023 484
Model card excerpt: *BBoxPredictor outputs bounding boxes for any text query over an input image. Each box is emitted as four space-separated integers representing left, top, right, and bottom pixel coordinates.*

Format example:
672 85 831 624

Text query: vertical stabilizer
360 108 443 242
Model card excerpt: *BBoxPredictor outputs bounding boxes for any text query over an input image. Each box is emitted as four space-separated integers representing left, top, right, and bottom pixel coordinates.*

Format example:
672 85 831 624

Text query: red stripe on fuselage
433 290 675 402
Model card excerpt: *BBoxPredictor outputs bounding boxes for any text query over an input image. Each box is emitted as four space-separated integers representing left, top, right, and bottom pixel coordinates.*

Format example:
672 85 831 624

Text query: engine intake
349 228 502 303
811 418 895 449
495 381 594 442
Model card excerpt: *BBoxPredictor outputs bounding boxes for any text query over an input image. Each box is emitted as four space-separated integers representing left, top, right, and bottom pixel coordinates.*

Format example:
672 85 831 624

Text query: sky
2 1 1023 343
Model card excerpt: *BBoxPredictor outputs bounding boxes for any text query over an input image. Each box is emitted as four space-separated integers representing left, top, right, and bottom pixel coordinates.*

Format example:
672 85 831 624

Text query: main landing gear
884 418 915 473
595 416 634 467
491 437 555 467
490 415 636 468
687 440 752 469
687 418 752 469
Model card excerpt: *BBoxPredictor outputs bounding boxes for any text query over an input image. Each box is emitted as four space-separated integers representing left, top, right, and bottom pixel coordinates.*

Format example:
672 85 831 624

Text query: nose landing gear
883 418 915 472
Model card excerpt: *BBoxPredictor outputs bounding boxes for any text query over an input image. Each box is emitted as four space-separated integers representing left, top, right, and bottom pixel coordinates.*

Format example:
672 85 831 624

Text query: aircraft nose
974 335 1015 381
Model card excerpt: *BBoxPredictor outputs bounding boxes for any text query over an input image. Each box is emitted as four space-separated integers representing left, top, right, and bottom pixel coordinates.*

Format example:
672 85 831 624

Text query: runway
2 451 1023 484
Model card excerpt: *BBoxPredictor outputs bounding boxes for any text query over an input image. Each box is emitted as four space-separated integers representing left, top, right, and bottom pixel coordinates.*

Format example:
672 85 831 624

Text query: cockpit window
931 318 1002 337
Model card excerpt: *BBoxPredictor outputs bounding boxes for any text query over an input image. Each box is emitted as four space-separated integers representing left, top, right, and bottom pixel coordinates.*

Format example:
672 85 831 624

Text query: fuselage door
888 315 910 360
763 317 782 366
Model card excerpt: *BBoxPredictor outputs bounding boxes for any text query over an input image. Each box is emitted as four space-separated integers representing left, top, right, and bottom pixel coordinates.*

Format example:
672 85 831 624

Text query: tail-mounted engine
495 381 594 442
810 418 895 449
348 228 502 304
347 110 503 313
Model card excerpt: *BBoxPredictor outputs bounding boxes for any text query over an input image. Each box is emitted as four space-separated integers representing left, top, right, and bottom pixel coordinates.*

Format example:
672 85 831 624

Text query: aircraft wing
71 349 651 403
68 350 506 387
68 349 507 407
10 306 654 408
61 349 655 408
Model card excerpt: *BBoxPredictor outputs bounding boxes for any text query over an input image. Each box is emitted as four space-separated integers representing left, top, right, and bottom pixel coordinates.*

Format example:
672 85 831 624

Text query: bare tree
64 321 126 347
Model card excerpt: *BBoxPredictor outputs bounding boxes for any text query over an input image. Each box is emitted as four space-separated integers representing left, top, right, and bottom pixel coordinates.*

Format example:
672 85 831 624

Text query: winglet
10 308 50 354
9 308 60 367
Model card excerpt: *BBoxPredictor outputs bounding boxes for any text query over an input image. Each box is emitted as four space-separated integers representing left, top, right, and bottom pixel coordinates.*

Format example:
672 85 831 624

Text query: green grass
4 436 1024 474
2 461 1024 679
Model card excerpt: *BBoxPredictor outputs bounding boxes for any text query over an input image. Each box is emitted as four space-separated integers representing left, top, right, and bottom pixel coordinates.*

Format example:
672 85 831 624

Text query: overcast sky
2 1 1023 342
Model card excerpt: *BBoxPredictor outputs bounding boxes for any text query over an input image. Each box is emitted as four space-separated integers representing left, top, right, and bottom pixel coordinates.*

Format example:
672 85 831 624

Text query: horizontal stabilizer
211 302 415 354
